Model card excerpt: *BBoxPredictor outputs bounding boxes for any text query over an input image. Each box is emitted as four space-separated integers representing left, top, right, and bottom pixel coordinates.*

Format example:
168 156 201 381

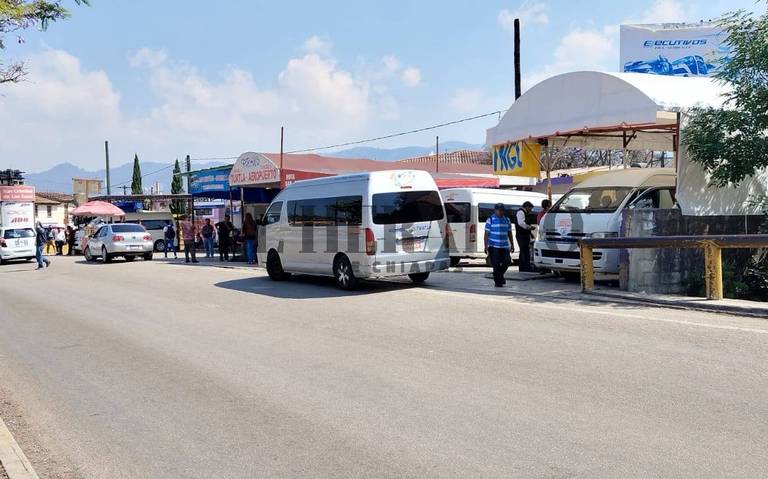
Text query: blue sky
2 0 764 172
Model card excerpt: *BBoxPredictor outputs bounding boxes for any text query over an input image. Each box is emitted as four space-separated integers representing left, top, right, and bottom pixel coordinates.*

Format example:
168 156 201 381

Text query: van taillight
112 235 124 242
365 228 376 255
469 223 476 243
0 239 5 247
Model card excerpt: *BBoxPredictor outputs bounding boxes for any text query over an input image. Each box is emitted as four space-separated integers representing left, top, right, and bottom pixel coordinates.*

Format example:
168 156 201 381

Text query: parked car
258 170 450 289
123 212 174 252
534 168 676 275
440 188 548 267
83 223 154 262
0 227 36 264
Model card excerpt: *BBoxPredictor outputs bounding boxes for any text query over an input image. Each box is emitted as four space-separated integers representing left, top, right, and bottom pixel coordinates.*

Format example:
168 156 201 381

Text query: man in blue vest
484 203 514 287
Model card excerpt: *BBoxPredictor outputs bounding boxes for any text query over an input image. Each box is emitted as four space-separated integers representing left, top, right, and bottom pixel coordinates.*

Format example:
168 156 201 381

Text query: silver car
84 223 154 263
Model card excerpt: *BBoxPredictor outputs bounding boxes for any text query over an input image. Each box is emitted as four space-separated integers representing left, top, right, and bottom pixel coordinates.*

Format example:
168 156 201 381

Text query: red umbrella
71 201 126 217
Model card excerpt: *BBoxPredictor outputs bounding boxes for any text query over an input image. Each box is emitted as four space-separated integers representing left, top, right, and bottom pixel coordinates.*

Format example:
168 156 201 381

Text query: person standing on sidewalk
201 218 215 258
66 225 76 255
216 215 233 262
484 203 514 287
35 222 51 270
242 213 258 265
515 201 537 272
537 199 551 225
180 216 198 263
163 222 178 259
55 228 65 255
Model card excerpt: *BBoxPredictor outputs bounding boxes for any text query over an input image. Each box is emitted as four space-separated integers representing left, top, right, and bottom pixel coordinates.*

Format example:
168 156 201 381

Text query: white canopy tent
486 71 765 216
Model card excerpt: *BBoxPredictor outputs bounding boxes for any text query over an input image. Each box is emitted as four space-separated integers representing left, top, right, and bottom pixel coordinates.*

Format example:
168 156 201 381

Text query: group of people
43 225 77 256
161 214 259 265
484 199 551 287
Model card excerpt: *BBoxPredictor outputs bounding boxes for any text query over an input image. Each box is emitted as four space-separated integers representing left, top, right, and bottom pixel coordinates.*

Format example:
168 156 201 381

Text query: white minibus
534 168 676 275
440 188 548 266
258 170 450 289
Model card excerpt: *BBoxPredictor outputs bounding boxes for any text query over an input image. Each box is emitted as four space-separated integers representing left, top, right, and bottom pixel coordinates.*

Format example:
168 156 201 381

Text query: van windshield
551 187 633 213
372 191 444 224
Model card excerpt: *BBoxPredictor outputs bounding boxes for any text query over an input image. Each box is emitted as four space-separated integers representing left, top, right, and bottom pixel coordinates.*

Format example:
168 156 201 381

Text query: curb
584 291 768 319
0 416 38 479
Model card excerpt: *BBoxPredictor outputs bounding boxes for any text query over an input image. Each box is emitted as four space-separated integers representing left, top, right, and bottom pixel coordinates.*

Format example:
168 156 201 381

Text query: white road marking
423 288 768 336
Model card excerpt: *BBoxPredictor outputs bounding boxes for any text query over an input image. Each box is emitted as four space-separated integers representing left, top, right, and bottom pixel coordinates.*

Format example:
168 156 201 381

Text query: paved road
1 256 767 478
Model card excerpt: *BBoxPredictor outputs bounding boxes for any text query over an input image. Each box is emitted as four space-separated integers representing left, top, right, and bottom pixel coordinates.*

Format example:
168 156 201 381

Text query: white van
124 211 175 252
0 201 36 264
258 170 450 289
534 168 676 275
440 188 548 266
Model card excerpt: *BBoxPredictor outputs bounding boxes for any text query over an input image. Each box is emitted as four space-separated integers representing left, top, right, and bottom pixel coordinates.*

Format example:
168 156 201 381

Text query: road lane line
0 416 39 479
423 288 768 335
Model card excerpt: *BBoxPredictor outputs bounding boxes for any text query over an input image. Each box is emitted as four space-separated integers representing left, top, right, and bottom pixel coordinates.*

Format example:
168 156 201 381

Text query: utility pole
435 136 440 173
280 126 284 170
514 18 522 100
120 185 129 195
104 140 111 195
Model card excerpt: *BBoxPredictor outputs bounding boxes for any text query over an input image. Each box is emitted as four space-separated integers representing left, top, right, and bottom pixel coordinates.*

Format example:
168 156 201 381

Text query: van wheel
408 272 430 284
154 240 166 252
266 251 290 281
102 246 112 263
333 255 358 290
449 257 461 267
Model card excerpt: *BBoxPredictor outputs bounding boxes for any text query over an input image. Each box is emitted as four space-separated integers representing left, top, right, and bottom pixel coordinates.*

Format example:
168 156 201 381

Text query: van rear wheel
266 251 290 281
333 255 358 290
408 272 430 284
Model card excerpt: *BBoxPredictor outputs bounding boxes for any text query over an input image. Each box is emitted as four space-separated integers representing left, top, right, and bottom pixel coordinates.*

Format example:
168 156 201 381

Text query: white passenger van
123 211 175 252
534 168 676 275
440 188 548 266
258 170 450 289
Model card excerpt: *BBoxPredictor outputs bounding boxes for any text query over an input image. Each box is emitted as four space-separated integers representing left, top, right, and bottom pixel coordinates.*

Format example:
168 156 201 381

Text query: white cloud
400 67 422 87
521 0 688 89
449 88 484 112
381 55 401 75
499 1 549 31
302 35 332 54
0 44 404 172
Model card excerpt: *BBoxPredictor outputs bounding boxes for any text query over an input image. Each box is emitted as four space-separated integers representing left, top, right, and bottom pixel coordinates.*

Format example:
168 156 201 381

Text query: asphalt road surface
1 256 767 478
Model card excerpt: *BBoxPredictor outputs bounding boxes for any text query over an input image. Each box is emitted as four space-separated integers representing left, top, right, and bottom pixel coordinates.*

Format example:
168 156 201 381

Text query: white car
84 223 154 263
0 227 36 264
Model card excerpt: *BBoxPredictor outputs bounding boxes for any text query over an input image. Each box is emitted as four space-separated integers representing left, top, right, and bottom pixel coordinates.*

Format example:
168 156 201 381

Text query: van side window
288 196 363 226
265 201 283 225
445 202 471 223
478 203 518 223
142 219 170 230
631 188 677 210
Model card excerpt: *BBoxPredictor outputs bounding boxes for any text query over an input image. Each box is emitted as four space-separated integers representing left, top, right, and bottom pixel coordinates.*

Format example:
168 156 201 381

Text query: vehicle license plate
401 237 426 252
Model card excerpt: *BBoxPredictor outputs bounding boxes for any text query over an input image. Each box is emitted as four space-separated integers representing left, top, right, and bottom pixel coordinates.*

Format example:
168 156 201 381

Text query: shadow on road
214 274 413 299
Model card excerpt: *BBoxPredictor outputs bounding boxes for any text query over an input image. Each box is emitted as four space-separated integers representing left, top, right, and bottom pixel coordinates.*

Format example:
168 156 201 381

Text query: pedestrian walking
484 203 514 287
180 216 198 263
163 222 178 259
243 213 258 265
537 199 552 225
215 215 234 262
55 228 65 255
515 201 537 272
201 218 215 258
66 225 76 255
35 222 51 270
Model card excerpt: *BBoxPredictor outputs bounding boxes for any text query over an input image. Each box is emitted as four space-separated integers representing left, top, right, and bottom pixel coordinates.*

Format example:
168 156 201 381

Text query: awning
71 201 125 217
433 174 499 189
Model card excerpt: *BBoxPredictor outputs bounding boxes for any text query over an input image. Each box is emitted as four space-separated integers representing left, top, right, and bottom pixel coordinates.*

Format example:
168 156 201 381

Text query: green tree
170 158 185 215
130 153 142 195
683 8 768 186
0 0 89 83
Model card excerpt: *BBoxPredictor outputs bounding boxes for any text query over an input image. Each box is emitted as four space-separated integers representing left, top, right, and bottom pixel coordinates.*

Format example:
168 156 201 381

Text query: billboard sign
492 142 541 177
0 185 35 202
620 23 731 77
229 152 280 187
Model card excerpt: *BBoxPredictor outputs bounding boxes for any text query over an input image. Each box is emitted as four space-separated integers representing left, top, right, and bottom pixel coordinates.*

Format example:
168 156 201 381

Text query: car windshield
372 190 444 225
3 228 35 239
111 224 146 233
551 187 633 213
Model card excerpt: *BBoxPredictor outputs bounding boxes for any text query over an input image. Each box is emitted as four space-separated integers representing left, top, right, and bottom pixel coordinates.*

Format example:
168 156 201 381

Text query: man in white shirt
515 201 536 272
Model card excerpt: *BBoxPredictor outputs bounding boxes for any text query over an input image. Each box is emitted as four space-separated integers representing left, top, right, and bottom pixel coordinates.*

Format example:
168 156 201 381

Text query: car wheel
266 250 290 281
408 272 430 284
333 255 358 290
143 252 153 261
102 246 112 263
84 247 95 262
124 255 136 262
154 240 166 252
449 257 461 267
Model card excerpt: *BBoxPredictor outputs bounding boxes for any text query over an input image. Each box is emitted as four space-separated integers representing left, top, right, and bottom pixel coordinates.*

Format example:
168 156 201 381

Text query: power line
98 164 175 193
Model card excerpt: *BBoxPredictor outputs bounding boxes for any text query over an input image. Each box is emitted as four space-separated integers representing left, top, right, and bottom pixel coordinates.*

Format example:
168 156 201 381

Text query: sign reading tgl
492 142 541 177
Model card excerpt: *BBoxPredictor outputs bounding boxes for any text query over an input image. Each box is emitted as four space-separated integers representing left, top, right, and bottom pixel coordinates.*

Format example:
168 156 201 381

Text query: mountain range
22 141 484 194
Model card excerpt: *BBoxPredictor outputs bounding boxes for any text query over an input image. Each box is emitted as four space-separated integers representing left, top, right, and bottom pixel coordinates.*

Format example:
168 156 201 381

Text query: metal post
280 126 284 170
514 18 521 100
186 155 194 240
704 244 723 300
104 141 111 195
435 136 439 173
580 244 594 293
